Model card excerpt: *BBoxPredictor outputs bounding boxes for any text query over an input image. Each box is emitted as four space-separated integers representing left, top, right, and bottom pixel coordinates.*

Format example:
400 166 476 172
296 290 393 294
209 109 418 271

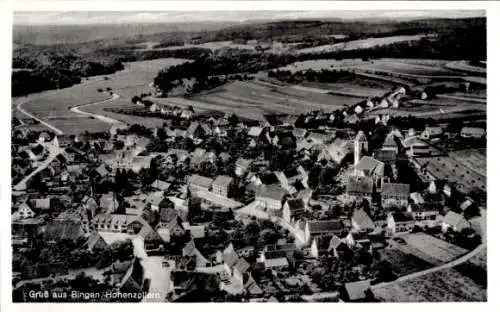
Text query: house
441 211 470 233
373 149 398 165
150 179 171 192
247 126 264 139
387 212 415 235
82 195 98 218
180 109 194 120
264 257 289 270
310 235 342 258
93 214 136 232
282 199 305 224
86 232 111 252
292 128 308 140
222 244 240 275
212 175 234 198
16 202 36 219
235 158 252 177
109 124 128 137
421 126 443 141
236 246 255 258
403 137 431 157
110 258 144 293
345 175 374 203
188 174 214 194
232 258 251 286
146 191 165 211
99 192 119 213
255 185 288 211
381 134 400 153
341 280 373 302
410 192 425 204
31 198 51 212
214 125 228 137
351 209 375 232
459 126 486 139
380 183 410 209
185 121 203 139
131 156 153 173
304 220 346 243
345 114 360 124
428 180 455 198
182 222 206 238
407 203 440 223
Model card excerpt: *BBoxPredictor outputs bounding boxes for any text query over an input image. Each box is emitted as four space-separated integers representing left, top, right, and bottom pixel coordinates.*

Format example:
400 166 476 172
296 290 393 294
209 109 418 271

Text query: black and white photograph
5 3 492 305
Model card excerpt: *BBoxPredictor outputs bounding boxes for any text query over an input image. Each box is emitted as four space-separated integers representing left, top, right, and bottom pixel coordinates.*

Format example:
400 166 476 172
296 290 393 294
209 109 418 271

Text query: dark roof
346 176 373 194
390 212 414 222
307 220 345 234
160 207 178 223
409 203 440 213
344 280 371 301
381 183 410 197
285 199 305 212
260 172 280 185
39 220 84 241
313 235 335 251
373 149 398 163
256 185 288 201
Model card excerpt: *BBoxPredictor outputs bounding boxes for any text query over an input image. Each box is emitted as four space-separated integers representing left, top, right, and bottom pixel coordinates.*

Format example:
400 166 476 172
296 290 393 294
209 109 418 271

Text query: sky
13 10 485 25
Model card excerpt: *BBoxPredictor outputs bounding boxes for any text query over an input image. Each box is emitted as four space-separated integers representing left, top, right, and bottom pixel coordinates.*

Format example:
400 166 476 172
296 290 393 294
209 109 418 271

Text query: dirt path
13 142 62 191
70 93 126 125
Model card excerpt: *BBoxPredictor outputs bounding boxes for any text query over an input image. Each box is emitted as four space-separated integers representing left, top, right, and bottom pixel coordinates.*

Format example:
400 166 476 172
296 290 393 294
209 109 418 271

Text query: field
292 83 386 98
394 233 468 266
135 40 298 54
379 248 433 277
453 248 487 287
186 80 362 119
296 34 431 54
415 155 486 194
356 60 462 77
13 58 189 134
449 149 486 178
372 268 486 302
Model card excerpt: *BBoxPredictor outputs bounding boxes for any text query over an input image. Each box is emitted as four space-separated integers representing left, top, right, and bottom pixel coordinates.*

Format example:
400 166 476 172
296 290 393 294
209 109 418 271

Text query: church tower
354 130 368 166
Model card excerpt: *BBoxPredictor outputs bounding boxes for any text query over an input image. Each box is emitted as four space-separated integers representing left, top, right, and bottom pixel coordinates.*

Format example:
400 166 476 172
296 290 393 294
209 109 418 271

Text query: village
11 81 486 302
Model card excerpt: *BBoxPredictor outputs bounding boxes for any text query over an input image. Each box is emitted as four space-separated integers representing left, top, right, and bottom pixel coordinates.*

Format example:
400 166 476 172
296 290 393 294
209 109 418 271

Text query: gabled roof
461 127 485 136
373 149 398 163
390 212 414 222
233 258 250 274
285 198 305 213
32 198 51 210
222 243 239 267
188 174 214 189
344 280 371 301
264 257 289 268
256 185 288 201
259 172 280 185
151 179 171 191
307 220 345 234
346 176 373 194
248 126 264 137
424 126 443 136
408 203 440 213
186 121 200 136
381 183 410 197
213 175 233 188
383 134 399 148
352 209 375 230
355 156 384 176
160 207 178 223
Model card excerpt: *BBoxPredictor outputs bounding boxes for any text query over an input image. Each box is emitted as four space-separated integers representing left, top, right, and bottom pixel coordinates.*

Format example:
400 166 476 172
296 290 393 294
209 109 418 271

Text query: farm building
460 127 485 139
403 137 431 157
345 175 374 203
212 175 234 198
387 212 415 235
380 182 410 209
304 220 346 243
283 198 306 224
407 203 440 223
421 126 443 141
188 174 214 194
255 185 288 211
